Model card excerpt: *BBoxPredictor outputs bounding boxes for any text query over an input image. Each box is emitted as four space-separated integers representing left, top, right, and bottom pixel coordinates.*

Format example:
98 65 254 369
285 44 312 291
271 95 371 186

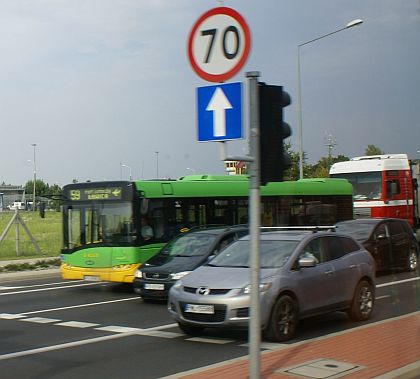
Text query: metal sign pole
246 71 261 379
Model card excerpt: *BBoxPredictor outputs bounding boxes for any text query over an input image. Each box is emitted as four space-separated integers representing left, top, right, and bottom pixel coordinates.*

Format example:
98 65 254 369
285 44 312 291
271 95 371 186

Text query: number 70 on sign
188 7 251 83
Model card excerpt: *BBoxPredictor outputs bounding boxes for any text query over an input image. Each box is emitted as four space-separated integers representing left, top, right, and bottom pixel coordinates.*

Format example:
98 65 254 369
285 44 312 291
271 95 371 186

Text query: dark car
335 218 419 274
133 226 248 300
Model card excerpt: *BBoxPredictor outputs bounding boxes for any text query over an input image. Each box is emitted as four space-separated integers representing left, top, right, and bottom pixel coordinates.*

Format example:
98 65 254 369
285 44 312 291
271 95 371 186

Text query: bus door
66 206 112 279
83 207 113 279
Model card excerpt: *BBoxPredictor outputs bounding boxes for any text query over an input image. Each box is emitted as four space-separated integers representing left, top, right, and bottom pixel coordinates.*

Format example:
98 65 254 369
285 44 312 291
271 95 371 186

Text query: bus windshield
64 201 135 249
331 172 382 200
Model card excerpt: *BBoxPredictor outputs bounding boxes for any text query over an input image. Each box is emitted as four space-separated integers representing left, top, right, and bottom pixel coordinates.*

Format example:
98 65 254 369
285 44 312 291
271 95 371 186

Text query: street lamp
155 151 159 178
121 164 132 181
31 143 37 211
297 19 363 179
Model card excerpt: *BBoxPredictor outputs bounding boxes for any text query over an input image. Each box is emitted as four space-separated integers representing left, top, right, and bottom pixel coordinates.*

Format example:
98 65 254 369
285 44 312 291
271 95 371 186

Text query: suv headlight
242 282 272 295
134 270 143 279
170 271 192 280
172 280 183 290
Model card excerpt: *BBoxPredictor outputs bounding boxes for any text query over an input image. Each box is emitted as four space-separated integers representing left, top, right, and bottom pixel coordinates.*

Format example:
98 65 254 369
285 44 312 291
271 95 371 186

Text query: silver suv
168 229 376 341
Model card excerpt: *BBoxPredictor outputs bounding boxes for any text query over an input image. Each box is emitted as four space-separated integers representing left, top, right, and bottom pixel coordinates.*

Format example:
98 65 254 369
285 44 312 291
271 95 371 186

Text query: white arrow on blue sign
197 82 243 142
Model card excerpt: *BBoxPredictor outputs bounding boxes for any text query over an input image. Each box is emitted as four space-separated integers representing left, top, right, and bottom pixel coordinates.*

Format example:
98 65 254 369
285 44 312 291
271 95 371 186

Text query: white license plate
184 304 215 314
84 275 100 282
144 283 165 290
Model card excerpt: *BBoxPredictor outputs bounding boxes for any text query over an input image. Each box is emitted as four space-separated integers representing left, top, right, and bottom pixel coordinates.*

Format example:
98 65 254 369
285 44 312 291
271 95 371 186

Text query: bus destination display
69 187 123 201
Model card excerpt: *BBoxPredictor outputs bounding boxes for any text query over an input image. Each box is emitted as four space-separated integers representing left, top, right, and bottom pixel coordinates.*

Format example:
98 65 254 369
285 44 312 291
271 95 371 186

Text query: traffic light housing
258 83 292 185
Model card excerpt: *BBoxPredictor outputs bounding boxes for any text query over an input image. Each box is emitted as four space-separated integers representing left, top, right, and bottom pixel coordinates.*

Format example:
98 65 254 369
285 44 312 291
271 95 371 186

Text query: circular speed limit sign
188 7 251 82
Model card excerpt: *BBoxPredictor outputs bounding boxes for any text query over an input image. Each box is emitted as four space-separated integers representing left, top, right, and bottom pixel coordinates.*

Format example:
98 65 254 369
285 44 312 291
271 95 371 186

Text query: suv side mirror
298 256 317 268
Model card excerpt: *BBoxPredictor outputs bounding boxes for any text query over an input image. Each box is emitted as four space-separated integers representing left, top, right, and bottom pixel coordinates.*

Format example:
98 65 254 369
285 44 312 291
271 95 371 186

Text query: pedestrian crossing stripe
0 313 259 348
22 317 61 324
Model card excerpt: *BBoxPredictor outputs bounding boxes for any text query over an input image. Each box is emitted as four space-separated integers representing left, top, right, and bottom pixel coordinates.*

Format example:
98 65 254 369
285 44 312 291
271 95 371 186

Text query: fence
0 210 61 259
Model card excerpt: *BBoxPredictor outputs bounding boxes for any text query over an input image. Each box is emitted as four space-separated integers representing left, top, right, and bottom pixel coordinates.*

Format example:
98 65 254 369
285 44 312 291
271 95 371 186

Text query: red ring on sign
187 7 251 82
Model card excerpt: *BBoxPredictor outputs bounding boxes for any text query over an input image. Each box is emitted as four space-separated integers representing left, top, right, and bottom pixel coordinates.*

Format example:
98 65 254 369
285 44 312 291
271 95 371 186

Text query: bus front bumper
60 263 139 283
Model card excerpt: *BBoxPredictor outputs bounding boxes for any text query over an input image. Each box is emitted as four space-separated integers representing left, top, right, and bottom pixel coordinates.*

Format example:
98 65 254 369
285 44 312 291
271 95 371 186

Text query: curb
0 268 60 282
372 361 420 379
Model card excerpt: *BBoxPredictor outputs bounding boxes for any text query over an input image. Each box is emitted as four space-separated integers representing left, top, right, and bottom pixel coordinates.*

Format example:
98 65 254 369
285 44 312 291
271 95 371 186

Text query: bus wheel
265 295 298 342
407 248 419 272
177 322 204 336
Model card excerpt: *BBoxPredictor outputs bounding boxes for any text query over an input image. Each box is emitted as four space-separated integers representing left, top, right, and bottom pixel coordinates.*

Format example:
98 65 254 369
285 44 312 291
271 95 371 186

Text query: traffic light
258 83 292 185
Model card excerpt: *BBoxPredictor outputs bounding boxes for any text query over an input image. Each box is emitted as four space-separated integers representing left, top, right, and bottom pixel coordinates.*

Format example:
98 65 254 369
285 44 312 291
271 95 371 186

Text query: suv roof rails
185 224 248 232
260 226 336 233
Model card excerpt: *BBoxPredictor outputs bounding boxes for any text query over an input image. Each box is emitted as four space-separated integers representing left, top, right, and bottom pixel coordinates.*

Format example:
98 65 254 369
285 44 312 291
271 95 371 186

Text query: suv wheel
177 322 204 336
348 280 374 321
407 248 419 272
265 295 298 342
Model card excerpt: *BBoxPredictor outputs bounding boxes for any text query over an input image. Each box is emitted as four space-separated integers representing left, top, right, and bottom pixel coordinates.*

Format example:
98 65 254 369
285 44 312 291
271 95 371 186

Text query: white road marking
142 323 178 331
0 282 100 296
0 332 136 361
186 337 234 344
20 296 140 315
0 313 26 319
56 321 100 328
22 317 61 324
0 322 182 361
140 330 183 339
95 326 143 333
0 281 84 291
376 276 420 288
375 295 391 300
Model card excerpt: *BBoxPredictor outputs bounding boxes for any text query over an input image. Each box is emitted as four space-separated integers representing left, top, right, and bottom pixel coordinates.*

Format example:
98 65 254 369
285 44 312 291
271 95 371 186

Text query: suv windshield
159 233 218 257
208 239 298 268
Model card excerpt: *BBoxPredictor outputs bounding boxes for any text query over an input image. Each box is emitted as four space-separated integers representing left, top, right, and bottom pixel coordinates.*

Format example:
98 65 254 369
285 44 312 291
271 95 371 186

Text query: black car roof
336 218 410 226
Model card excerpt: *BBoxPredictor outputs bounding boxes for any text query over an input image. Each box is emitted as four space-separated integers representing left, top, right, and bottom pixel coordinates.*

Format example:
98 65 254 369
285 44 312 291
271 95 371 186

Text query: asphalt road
0 270 419 379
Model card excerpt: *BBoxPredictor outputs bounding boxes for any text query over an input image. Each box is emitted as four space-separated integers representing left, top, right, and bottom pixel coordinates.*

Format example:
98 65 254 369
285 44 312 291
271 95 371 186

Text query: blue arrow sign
197 82 243 142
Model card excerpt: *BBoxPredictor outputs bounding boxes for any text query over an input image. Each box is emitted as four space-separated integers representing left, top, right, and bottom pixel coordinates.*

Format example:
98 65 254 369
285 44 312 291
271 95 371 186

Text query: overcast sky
1 0 419 186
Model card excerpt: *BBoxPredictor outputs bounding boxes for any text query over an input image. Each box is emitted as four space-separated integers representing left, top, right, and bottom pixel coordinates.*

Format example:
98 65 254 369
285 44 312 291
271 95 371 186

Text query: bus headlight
134 270 143 279
170 271 192 280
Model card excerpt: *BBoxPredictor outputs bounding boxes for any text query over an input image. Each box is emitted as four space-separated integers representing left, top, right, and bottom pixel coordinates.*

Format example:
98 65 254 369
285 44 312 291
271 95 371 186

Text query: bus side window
386 181 399 199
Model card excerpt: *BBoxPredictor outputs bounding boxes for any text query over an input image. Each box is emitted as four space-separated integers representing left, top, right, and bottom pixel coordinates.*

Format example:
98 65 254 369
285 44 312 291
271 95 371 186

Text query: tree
24 179 62 211
283 142 312 180
25 179 49 196
365 145 384 156
308 154 349 178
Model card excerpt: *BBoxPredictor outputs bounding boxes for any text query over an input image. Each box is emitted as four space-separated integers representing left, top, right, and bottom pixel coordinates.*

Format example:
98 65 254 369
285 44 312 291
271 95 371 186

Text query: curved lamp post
121 164 132 181
297 19 363 179
31 143 37 211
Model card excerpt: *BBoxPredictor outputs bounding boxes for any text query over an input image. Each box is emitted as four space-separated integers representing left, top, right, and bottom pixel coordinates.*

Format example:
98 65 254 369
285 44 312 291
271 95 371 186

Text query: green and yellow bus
60 175 353 283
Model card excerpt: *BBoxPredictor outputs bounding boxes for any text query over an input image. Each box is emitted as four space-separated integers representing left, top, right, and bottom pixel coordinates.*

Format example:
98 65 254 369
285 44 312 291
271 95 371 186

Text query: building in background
225 161 247 175
0 185 26 211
